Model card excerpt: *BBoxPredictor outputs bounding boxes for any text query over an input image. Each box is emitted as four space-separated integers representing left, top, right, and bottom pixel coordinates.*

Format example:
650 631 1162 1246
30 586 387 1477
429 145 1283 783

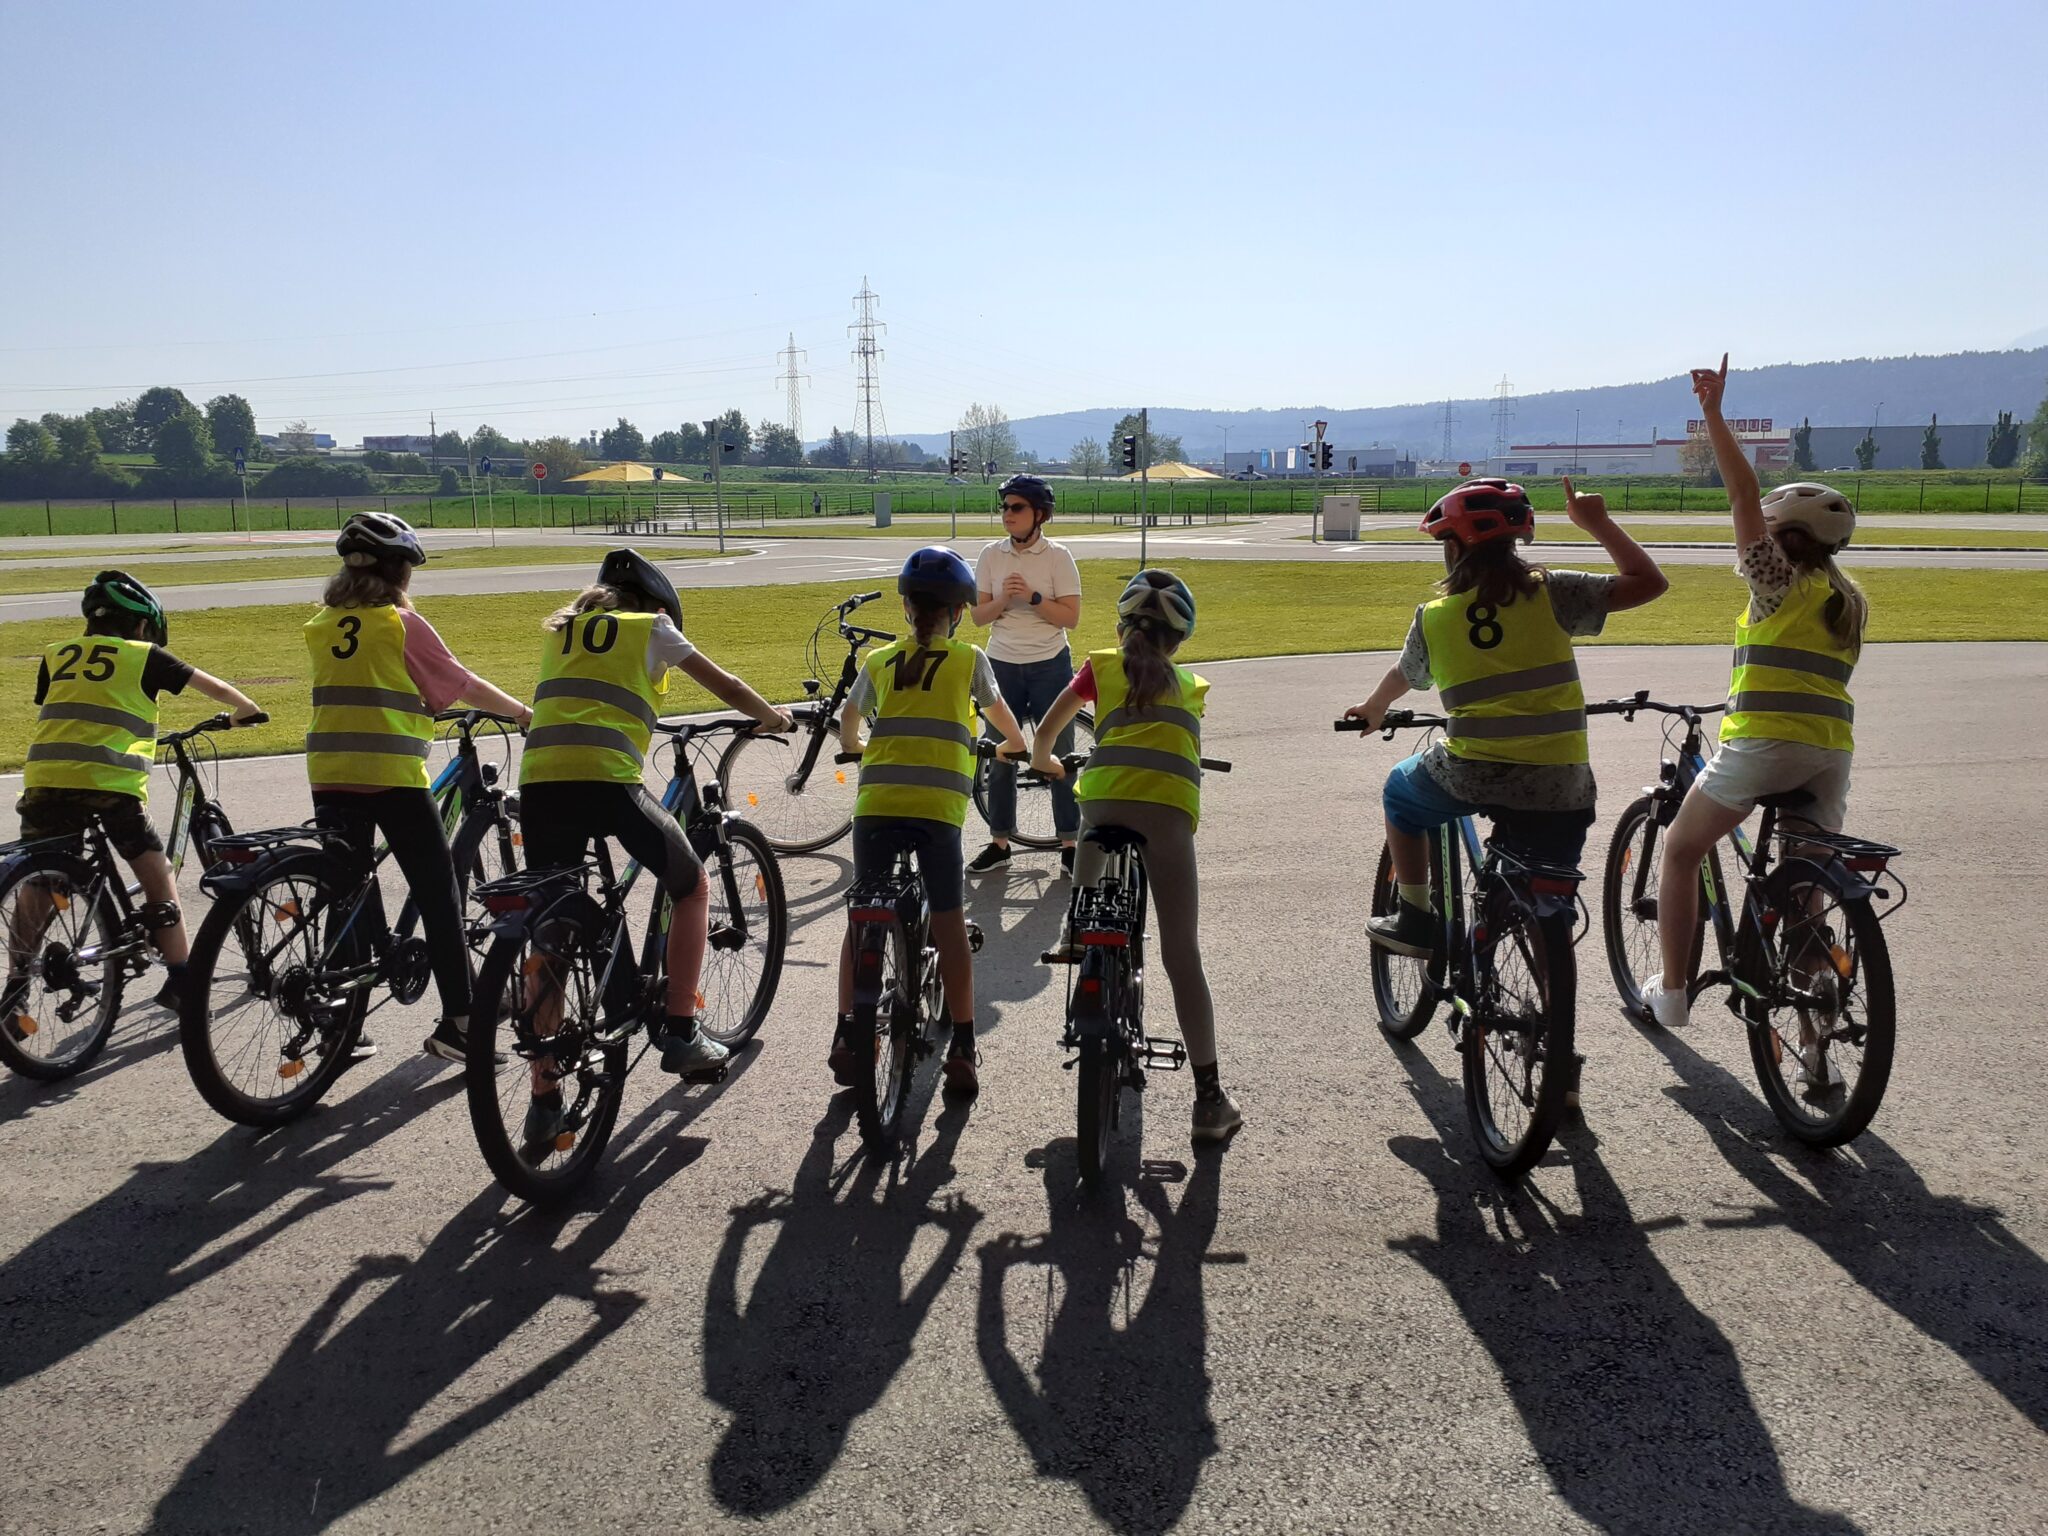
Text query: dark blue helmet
898 546 976 607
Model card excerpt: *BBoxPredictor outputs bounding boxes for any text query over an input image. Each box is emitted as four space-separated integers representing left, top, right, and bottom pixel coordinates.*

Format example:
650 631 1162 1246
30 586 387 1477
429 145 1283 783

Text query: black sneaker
1366 900 1437 958
423 1018 469 1064
967 842 1012 875
1059 846 1075 878
153 971 186 1012
941 1039 980 1098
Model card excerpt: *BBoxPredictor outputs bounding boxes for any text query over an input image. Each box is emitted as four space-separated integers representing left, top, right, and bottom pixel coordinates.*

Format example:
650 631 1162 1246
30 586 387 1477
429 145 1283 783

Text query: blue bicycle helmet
897 546 977 607
1118 569 1196 638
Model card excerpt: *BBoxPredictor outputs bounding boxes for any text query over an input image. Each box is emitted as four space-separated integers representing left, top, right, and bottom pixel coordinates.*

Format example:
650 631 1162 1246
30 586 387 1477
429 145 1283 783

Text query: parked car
1233 469 1268 481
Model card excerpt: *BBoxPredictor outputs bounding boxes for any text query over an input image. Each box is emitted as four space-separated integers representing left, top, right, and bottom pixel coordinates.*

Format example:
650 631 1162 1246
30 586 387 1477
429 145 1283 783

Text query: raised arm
1563 476 1668 612
1691 353 1764 548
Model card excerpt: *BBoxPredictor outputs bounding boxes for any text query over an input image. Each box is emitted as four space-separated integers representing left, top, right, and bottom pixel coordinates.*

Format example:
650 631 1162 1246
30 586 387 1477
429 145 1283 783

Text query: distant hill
894 346 2048 462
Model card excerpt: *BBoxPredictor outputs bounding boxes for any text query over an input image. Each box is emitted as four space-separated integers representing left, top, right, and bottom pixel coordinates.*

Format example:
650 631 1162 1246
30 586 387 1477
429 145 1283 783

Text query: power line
775 333 811 442
849 278 886 478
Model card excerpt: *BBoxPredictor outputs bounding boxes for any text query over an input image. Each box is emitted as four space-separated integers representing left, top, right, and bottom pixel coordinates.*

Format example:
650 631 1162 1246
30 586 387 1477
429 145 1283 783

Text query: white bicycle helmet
336 510 427 567
1761 482 1855 549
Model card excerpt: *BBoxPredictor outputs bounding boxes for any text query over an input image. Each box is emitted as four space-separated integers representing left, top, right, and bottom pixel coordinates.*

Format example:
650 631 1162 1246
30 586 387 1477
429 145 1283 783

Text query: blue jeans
1382 753 1594 866
983 650 1078 839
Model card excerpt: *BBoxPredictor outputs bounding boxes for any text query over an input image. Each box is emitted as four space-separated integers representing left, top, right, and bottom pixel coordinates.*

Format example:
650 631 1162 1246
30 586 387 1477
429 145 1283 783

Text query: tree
809 427 853 469
525 436 589 484
86 401 137 453
7 418 56 464
708 409 752 459
470 423 521 461
278 420 316 455
152 410 215 473
2025 383 2048 480
1792 417 1814 473
434 430 464 458
133 386 194 442
957 403 1018 481
598 417 646 460
755 422 805 466
1107 413 1185 470
1069 437 1108 479
1854 430 1878 471
1678 431 1720 483
437 467 463 495
1920 414 1942 470
650 422 707 464
1986 410 2020 470
204 394 259 459
54 416 103 470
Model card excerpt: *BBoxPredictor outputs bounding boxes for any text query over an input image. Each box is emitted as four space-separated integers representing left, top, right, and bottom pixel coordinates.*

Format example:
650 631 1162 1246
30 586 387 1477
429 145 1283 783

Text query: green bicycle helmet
83 570 167 645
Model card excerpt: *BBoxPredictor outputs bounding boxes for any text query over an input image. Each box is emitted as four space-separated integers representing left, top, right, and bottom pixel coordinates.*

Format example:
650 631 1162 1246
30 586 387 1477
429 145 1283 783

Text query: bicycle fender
848 920 889 1009
1070 953 1117 1042
0 844 97 899
198 844 335 901
1765 854 1884 906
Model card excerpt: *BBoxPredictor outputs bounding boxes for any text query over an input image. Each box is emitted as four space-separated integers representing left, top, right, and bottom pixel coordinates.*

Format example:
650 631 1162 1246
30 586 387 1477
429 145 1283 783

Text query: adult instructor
969 473 1083 875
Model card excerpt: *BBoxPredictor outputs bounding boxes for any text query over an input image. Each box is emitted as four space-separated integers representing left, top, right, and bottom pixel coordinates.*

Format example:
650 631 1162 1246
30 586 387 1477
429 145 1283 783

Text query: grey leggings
1073 799 1216 1068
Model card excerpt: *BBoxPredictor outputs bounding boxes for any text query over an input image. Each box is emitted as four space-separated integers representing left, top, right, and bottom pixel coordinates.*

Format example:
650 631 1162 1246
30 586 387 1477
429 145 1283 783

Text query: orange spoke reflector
14 1015 37 1037
695 991 706 1012
522 956 548 977
1830 944 1852 978
754 874 766 899
511 833 524 847
278 1058 305 1078
52 895 71 912
1767 1031 1783 1065
277 900 300 920
553 1131 576 1152
746 792 759 807
834 771 847 785
1621 848 1634 876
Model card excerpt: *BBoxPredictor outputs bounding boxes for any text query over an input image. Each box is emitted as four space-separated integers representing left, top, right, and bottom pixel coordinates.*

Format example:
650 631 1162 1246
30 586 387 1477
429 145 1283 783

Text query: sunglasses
1001 501 1035 514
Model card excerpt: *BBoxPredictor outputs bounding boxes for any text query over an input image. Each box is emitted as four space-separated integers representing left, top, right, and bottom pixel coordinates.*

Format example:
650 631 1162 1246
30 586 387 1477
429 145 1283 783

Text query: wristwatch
1029 591 1043 606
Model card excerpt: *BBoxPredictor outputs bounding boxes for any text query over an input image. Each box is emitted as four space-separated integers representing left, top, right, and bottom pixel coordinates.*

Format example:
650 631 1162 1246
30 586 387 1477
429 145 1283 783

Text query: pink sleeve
1070 659 1097 703
400 611 476 714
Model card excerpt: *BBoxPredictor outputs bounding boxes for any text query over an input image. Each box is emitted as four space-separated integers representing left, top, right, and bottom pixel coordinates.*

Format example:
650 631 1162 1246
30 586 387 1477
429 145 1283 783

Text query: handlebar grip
1199 758 1233 773
1333 718 1371 732
834 751 863 765
857 589 881 604
239 711 270 727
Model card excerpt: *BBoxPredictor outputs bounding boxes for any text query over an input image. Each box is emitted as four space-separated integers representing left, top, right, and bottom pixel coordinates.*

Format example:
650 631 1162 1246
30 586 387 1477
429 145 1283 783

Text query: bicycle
717 589 889 854
1597 690 1902 1146
177 708 524 1127
1339 712 1582 1180
1033 747 1234 1189
0 711 268 1082
466 716 787 1203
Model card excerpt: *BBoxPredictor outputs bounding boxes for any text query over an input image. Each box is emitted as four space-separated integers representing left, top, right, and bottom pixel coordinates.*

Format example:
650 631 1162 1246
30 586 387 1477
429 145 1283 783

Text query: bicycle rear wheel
1463 892 1575 1180
977 709 1095 851
1739 871 1895 1147
695 820 787 1050
718 716 856 854
1075 1035 1120 1189
0 852 125 1081
466 911 628 1205
1601 795 1717 1020
452 799 522 957
1369 839 1438 1039
850 918 916 1149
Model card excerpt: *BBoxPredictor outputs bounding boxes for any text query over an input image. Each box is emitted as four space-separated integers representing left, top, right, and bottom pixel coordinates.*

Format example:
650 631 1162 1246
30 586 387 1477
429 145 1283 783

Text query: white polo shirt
975 534 1082 664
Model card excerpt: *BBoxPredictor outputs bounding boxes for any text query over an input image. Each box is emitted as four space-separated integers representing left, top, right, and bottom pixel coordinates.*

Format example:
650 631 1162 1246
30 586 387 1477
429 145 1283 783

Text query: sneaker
967 842 1011 875
828 1019 860 1087
657 1026 730 1077
1043 919 1080 965
1640 977 1690 1030
521 1090 566 1151
153 971 185 1012
941 1038 980 1097
1365 900 1435 958
423 1018 470 1064
1795 1042 1845 1096
348 1032 379 1064
1060 846 1075 878
1192 1089 1244 1143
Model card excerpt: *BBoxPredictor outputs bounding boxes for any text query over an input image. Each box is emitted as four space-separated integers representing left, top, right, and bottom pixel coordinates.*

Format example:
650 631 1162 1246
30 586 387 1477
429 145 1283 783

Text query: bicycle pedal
967 922 985 954
1141 1037 1187 1070
681 1063 728 1085
1039 948 1080 966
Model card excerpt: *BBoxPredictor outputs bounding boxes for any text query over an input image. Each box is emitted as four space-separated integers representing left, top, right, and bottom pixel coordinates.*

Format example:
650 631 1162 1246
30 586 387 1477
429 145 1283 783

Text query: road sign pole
1140 406 1150 567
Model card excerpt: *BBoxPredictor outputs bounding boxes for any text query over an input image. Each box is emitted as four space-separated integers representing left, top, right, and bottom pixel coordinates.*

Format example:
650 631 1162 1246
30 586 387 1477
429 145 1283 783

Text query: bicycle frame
783 592 892 795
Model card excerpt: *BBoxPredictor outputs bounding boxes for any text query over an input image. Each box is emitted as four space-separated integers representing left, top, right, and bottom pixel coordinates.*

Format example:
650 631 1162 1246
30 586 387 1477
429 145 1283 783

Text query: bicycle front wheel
718 717 856 854
1464 894 1576 1180
696 820 787 1050
977 709 1095 851
1602 795 1718 1020
0 852 125 1082
1739 871 1895 1147
850 918 916 1150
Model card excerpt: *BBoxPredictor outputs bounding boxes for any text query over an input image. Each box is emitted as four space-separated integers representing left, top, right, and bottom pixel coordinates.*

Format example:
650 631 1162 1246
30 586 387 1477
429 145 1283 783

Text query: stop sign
532 462 548 481
1458 461 1472 476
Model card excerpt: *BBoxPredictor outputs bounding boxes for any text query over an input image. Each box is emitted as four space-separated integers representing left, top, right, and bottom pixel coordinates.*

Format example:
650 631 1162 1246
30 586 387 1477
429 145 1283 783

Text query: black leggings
519 782 702 896
311 788 471 1017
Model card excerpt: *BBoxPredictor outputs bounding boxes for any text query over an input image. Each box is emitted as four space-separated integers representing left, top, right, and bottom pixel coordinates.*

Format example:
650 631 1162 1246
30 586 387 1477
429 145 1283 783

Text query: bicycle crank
385 937 433 1006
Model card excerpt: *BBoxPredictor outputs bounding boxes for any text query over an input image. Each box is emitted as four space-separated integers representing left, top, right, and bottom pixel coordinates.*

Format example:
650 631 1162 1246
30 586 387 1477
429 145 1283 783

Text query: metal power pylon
775 334 810 442
1491 375 1517 458
849 279 887 478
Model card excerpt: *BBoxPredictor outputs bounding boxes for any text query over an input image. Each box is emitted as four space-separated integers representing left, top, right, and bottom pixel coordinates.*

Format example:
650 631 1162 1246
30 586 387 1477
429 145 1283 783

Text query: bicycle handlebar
1334 710 1447 738
839 590 884 612
161 710 270 747
834 739 1028 766
434 708 524 731
1586 691 1727 722
655 715 782 740
1016 751 1233 783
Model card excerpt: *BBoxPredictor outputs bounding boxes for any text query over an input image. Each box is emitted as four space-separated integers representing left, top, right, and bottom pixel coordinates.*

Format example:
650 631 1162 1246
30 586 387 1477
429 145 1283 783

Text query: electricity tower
1437 400 1459 460
775 334 810 442
849 278 887 478
1491 375 1517 458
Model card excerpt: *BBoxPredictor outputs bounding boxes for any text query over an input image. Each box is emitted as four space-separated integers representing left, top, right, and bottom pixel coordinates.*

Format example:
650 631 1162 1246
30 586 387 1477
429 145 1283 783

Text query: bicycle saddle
1081 827 1147 853
1756 789 1817 812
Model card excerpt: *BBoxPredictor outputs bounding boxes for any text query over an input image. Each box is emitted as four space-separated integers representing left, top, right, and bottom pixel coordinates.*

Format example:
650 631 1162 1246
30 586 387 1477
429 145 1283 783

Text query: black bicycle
177 709 524 1127
835 741 1010 1150
1598 691 1902 1146
0 711 267 1082
1340 712 1582 1180
466 717 786 1203
1035 748 1233 1189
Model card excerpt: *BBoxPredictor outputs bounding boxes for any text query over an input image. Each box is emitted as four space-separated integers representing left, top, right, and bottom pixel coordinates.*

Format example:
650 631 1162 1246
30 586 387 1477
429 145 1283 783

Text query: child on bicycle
1645 356 1868 1046
1031 569 1241 1144
517 549 791 1146
9 571 263 1021
837 547 1027 1098
305 512 531 1066
1345 479 1667 955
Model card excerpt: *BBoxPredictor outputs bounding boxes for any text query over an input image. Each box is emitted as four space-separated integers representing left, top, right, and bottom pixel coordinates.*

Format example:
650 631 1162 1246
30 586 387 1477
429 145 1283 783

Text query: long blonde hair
1116 572 1188 711
321 552 413 609
544 582 658 632
1778 528 1867 652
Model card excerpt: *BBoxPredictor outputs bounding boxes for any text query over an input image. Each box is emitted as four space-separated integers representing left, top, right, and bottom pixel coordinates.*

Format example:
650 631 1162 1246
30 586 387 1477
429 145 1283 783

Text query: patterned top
1735 536 1799 619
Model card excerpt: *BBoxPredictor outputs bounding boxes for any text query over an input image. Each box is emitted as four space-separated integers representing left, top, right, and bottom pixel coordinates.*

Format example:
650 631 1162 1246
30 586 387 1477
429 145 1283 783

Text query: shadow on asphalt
1387 1040 1865 1536
0 1000 182 1128
1638 1019 2048 1439
965 861 1067 1043
974 1120 1225 1536
144 1073 731 1534
703 1092 981 1515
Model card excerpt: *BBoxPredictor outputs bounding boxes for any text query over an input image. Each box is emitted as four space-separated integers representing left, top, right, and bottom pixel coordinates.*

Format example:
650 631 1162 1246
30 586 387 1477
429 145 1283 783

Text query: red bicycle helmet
1419 479 1534 547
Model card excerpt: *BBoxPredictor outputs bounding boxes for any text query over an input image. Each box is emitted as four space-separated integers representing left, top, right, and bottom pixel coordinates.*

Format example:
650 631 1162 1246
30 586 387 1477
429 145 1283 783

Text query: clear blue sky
3 0 2043 443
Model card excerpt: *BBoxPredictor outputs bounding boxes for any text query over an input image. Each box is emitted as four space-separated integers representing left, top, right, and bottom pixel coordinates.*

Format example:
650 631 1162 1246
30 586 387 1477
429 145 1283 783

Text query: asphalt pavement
1 643 2043 1534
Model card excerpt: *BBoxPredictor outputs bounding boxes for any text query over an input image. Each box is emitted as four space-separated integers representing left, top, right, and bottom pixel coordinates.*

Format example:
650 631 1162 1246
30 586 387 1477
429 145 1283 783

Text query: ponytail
1820 556 1868 653
906 593 957 646
1119 617 1181 711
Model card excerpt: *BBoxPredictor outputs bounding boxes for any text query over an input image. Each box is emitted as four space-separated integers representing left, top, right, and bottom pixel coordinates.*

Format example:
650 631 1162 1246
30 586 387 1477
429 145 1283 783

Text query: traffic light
1318 442 1334 471
949 451 968 475
1120 434 1138 471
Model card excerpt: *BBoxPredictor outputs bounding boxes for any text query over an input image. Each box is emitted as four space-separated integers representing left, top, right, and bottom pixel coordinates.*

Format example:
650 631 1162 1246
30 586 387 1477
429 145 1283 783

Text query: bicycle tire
466 912 628 1205
717 717 856 855
1369 839 1438 1040
178 851 367 1126
1463 897 1575 1180
695 820 787 1049
1740 872 1896 1148
451 798 522 954
1075 1035 1119 1189
850 917 915 1149
1601 796 1719 1021
975 709 1096 851
0 851 124 1082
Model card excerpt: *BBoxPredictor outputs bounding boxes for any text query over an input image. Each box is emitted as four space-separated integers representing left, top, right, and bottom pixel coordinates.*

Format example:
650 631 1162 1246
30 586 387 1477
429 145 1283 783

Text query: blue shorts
1381 755 1594 867
851 815 965 913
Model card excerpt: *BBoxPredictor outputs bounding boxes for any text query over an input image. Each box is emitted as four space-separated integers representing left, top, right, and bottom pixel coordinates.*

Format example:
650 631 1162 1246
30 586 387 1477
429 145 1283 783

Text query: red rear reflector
1530 876 1579 895
1077 930 1127 947
484 893 532 915
1079 978 1101 994
218 847 260 865
1845 856 1889 872
849 907 894 923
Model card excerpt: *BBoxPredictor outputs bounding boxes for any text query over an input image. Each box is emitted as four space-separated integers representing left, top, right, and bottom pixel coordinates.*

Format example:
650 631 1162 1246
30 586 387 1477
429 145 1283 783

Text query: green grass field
1339 523 2048 548
1 559 2038 772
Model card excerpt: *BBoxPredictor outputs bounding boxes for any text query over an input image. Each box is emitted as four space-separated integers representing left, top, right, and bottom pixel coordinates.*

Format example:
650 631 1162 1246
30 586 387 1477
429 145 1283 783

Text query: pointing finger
1561 475 1577 504
1719 351 1729 382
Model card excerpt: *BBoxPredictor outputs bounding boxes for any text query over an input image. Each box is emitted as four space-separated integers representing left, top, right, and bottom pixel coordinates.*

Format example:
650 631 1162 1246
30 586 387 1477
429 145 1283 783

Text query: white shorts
1692 738 1852 830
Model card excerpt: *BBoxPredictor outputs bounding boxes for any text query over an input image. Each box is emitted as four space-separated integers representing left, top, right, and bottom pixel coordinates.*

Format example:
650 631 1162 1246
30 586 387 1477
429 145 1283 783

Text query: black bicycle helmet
83 570 168 646
897 546 977 607
336 510 426 566
597 547 682 626
998 473 1056 518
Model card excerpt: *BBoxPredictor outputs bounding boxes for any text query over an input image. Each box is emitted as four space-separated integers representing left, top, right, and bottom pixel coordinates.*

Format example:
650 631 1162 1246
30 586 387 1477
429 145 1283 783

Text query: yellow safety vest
1722 573 1857 751
1421 583 1587 766
24 636 158 801
1076 648 1209 828
521 611 667 785
854 635 978 826
304 604 434 789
